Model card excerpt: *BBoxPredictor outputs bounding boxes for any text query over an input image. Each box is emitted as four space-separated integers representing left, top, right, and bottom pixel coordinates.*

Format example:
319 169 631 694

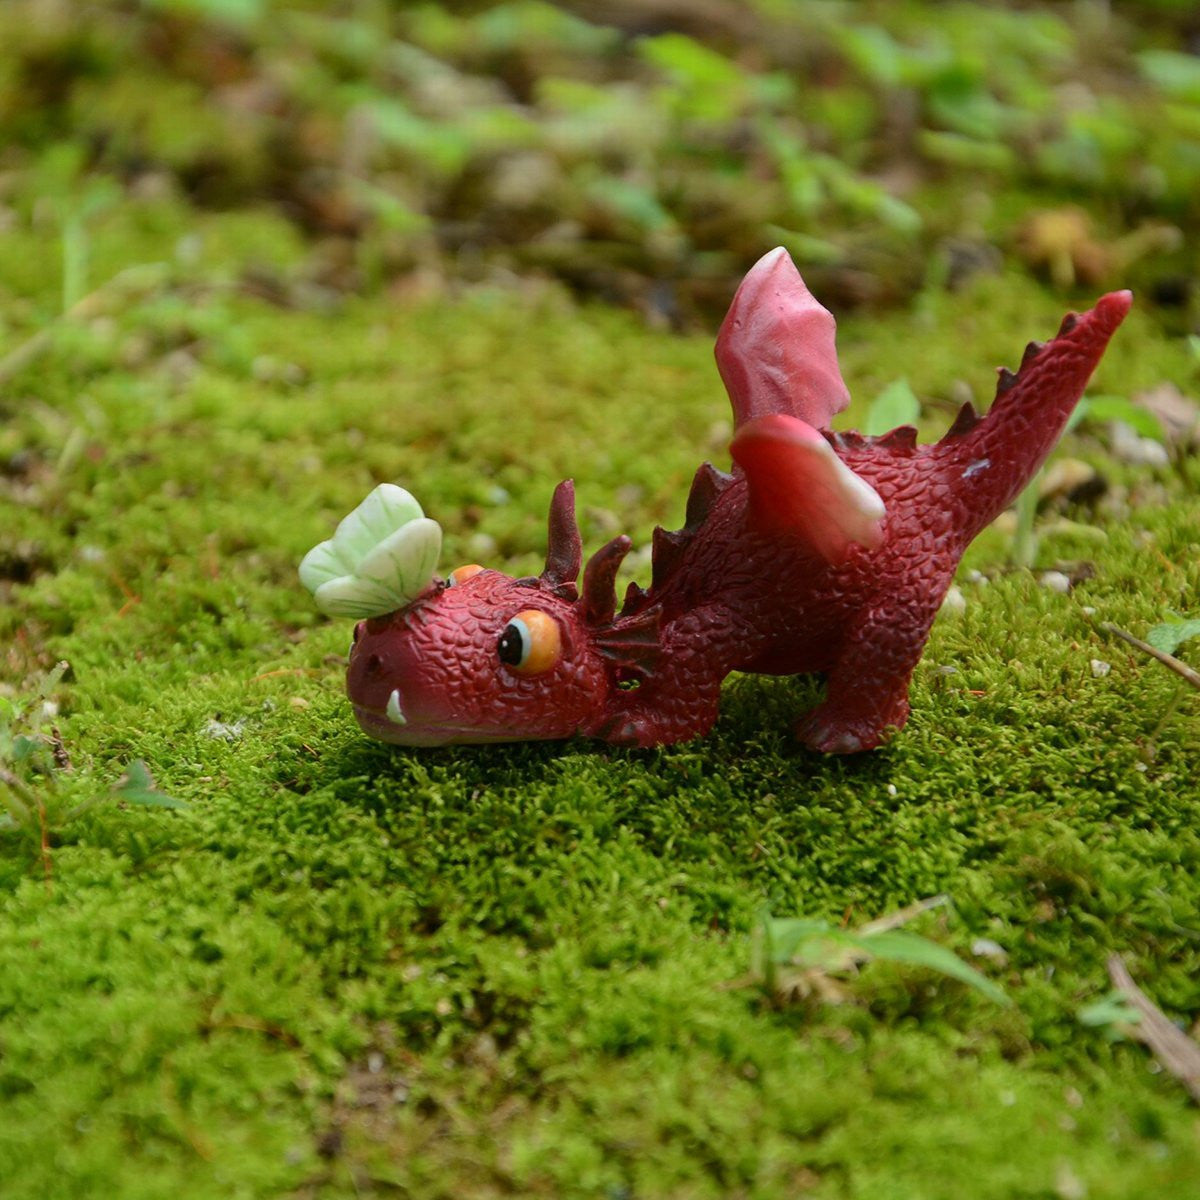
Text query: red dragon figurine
301 249 1131 752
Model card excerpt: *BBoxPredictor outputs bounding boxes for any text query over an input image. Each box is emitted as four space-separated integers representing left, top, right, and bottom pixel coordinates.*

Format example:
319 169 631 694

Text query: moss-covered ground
1 190 1198 1197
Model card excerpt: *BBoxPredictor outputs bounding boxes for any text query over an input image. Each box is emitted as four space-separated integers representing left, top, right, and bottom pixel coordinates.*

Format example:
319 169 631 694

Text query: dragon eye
447 564 485 587
497 609 561 675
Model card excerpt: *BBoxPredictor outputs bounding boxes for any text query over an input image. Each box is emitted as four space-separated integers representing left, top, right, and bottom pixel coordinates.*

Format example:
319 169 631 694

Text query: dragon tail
936 290 1132 533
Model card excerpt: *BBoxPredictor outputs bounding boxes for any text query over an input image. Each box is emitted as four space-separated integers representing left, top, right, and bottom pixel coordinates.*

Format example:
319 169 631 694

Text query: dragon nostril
365 654 383 676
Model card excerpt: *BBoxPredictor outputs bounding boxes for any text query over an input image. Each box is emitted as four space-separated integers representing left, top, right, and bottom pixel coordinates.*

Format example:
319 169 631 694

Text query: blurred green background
3 0 1197 327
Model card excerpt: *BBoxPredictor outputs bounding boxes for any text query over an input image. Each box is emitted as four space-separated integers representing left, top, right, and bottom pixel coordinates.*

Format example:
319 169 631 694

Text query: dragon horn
582 534 633 626
541 479 582 592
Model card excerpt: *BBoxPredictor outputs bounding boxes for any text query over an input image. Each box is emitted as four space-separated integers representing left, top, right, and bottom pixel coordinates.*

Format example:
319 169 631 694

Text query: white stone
939 585 967 615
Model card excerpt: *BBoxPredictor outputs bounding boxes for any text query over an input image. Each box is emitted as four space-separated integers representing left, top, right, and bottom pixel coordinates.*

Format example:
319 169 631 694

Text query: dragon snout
345 632 434 735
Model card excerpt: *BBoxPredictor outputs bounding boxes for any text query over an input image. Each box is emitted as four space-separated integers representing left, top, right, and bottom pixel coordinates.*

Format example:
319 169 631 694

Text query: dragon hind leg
794 574 955 754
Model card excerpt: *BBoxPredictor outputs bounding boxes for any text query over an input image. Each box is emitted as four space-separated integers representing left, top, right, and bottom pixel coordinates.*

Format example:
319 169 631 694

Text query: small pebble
252 355 307 385
1040 570 1072 594
886 784 898 797
1054 1161 1087 1200
288 696 310 709
1039 457 1103 502
202 717 247 741
1109 420 1169 468
175 232 203 264
939 585 966 615
1090 660 1111 678
467 532 498 559
971 938 1008 962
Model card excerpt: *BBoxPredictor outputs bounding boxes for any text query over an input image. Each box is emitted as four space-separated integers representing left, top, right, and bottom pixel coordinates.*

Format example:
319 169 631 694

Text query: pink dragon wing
718 249 882 565
715 247 851 431
731 414 885 565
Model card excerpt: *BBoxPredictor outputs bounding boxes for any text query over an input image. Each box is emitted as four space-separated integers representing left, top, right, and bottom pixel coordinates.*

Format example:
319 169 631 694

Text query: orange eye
497 609 561 675
448 564 485 586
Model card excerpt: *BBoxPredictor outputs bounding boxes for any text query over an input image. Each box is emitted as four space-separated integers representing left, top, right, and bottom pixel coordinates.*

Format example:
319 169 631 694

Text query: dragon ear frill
299 484 442 618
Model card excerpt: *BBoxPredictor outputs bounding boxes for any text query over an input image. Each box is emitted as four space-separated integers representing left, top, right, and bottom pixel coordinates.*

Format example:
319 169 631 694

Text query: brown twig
858 893 950 937
249 668 318 683
202 1013 303 1047
1108 954 1200 1103
107 569 142 618
50 726 72 772
1099 623 1200 692
36 796 52 891
0 767 54 888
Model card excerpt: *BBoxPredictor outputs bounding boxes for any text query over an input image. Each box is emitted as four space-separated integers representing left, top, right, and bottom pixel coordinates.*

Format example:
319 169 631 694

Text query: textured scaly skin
603 291 1132 751
345 290 1130 753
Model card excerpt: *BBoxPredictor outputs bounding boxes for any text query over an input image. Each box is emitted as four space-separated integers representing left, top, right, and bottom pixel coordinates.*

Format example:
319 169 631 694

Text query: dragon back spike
582 535 633 626
941 400 981 441
541 479 582 594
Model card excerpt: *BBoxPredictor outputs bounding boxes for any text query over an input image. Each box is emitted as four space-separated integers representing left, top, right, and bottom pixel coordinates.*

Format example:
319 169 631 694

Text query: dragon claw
795 703 908 755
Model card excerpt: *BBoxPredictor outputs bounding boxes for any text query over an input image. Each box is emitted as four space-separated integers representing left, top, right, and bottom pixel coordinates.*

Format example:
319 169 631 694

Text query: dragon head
301 480 651 745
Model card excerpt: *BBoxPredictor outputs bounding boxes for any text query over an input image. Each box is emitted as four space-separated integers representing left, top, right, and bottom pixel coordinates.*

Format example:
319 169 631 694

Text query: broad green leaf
838 929 1011 1006
144 0 265 25
763 917 835 964
11 735 43 766
919 130 1016 172
114 761 188 810
362 100 471 176
1138 50 1200 104
1146 619 1200 656
1078 395 1165 441
639 33 744 92
835 26 906 88
584 176 676 234
762 914 1009 1005
1078 992 1142 1029
865 379 921 436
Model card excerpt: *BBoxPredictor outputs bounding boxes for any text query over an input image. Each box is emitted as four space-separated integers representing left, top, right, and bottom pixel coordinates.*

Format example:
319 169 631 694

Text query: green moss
1 190 1198 1198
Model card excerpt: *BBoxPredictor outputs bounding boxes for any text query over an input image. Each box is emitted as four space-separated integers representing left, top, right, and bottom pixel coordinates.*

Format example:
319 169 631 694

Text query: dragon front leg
599 604 753 748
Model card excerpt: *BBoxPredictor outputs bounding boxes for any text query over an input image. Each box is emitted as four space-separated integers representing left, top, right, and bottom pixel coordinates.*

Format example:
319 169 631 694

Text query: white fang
386 689 406 725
